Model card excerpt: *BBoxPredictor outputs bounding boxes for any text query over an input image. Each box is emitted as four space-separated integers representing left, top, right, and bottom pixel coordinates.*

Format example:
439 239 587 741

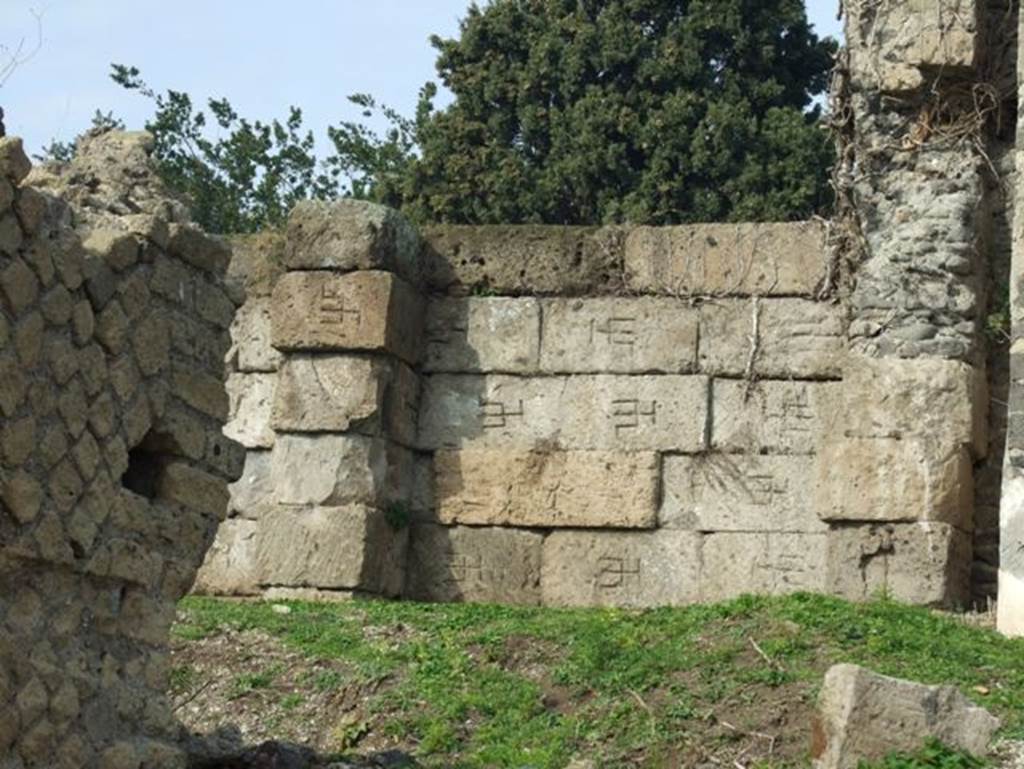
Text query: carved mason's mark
746 472 788 507
610 399 657 434
766 386 814 436
445 552 484 584
318 284 362 326
590 317 638 348
596 555 641 588
479 398 524 429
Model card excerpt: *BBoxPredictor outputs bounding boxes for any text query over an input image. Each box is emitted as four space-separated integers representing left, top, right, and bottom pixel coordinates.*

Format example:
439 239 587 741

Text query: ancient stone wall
0 132 241 768
202 198 986 609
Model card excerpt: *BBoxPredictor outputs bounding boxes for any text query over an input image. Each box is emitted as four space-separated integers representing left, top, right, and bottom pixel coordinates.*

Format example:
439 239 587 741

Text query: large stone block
699 298 844 378
624 222 826 297
269 434 423 510
270 270 424 364
227 450 273 518
815 439 973 529
826 523 971 607
424 297 540 373
661 454 826 532
193 519 260 596
256 505 406 595
284 199 420 282
223 373 276 449
230 297 282 373
812 664 999 769
541 530 701 607
539 297 698 373
701 532 827 601
712 380 841 455
419 374 708 452
433 449 658 529
405 524 543 605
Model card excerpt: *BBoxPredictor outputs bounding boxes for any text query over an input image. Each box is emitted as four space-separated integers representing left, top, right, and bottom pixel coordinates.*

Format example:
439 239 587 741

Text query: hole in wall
120 429 178 499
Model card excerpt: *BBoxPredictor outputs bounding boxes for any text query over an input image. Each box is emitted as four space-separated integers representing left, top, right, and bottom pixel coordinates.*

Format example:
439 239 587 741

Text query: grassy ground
171 593 1024 769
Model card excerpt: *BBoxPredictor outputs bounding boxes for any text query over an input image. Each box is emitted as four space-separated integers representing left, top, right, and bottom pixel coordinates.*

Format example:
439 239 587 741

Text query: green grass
174 593 1024 768
859 739 989 769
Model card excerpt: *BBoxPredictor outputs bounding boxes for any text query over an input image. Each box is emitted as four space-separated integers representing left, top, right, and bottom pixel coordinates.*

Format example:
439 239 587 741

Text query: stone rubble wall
0 132 242 768
202 197 986 609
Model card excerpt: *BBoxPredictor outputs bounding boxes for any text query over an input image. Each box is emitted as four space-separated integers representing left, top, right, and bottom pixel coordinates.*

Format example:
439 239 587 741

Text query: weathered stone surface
424 297 540 373
701 532 827 601
158 462 231 519
812 664 999 769
224 373 276 449
0 137 32 184
227 450 273 518
419 374 708 452
193 519 259 596
625 222 826 297
421 224 623 296
271 270 424 365
405 524 542 605
285 199 420 280
256 505 406 595
433 449 658 528
816 439 973 529
230 297 283 373
271 355 386 434
226 231 285 299
269 434 422 510
711 380 841 455
826 523 971 607
699 298 844 378
541 530 701 607
540 297 698 373
661 454 826 533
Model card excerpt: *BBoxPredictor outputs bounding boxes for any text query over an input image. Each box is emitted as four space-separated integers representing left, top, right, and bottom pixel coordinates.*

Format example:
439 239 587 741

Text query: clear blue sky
2 1 843 157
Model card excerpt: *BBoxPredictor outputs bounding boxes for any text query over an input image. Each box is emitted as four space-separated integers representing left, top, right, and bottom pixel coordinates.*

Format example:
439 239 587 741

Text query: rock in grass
811 664 1000 769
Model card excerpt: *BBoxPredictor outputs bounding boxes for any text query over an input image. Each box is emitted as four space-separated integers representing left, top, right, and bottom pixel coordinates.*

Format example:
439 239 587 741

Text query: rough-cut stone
193 519 260 596
229 297 282 373
540 297 699 373
424 297 540 373
226 231 285 299
227 451 274 518
285 199 421 281
624 222 826 297
826 523 971 607
661 454 826 533
405 524 543 605
712 380 841 455
699 298 844 378
542 530 701 607
271 355 386 434
224 373 276 449
816 439 974 529
271 270 424 365
0 137 32 184
256 505 406 595
812 664 999 769
433 449 658 528
419 374 708 452
701 532 827 601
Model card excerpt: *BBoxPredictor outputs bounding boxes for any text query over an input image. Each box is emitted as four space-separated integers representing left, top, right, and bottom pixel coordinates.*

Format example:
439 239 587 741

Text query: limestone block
433 449 658 529
624 222 826 297
539 297 698 373
270 270 424 365
256 505 406 595
711 380 841 455
424 297 540 373
193 519 260 596
284 199 421 282
826 523 971 607
223 373 276 449
661 454 826 533
405 524 543 605
230 298 282 373
419 374 708 452
815 439 973 529
541 530 701 607
812 664 999 769
701 532 827 601
269 434 422 510
227 451 273 518
699 298 844 378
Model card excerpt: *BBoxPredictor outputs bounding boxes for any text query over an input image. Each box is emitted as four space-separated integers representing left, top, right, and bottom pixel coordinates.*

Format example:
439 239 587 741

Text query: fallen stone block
271 270 424 365
223 372 276 449
539 297 698 374
701 532 827 601
193 518 260 596
812 664 999 769
424 297 540 373
433 449 658 528
405 524 543 605
542 530 700 607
